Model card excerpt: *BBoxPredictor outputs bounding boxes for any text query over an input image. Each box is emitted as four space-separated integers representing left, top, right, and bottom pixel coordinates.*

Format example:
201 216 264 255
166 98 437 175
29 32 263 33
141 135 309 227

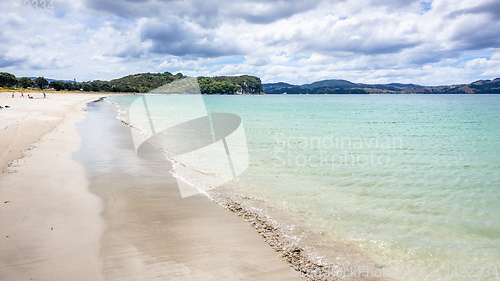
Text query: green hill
76 72 264 94
108 72 184 92
198 75 264 95
302 79 359 89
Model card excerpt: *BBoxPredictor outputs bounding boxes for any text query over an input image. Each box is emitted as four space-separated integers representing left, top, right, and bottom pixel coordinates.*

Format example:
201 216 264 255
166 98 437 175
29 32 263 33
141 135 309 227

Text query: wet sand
75 100 295 280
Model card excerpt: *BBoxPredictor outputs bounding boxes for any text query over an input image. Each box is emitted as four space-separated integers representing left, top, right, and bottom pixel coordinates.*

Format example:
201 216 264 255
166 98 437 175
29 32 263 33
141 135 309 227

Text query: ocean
109 93 500 280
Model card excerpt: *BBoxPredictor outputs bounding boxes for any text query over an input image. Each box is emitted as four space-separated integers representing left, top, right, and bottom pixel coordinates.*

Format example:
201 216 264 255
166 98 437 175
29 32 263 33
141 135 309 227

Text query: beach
0 93 296 280
3 92 496 281
0 92 106 280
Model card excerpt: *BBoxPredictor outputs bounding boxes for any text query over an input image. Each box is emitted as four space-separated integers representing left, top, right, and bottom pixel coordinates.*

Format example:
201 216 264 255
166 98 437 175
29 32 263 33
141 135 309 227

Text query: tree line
1 72 264 94
0 72 51 90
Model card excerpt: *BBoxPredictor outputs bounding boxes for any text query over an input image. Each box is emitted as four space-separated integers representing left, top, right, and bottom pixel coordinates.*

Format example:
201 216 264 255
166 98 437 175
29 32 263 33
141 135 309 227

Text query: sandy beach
0 92 107 280
0 93 296 280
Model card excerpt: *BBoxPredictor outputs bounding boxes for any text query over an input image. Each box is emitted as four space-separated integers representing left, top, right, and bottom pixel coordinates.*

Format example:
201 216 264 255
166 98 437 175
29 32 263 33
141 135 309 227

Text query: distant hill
302 79 358 89
262 82 295 92
387 83 426 89
27 77 76 84
262 82 309 95
263 79 372 94
263 78 500 94
472 78 500 93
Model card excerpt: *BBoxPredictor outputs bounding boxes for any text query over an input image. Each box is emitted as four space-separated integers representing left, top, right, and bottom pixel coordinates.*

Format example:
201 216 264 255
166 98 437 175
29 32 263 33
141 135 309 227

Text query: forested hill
82 73 264 94
70 72 184 93
197 75 263 95
263 78 500 94
108 72 184 92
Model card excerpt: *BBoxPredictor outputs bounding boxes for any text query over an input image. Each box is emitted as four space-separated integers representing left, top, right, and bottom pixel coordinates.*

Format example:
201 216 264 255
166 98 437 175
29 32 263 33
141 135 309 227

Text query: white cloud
465 52 500 77
157 59 198 71
0 0 499 85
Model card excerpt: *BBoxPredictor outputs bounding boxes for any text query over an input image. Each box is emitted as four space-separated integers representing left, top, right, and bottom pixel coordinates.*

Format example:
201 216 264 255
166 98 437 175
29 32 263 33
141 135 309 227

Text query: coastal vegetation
18 77 35 88
0 72 264 95
0 72 18 88
35 77 49 90
198 75 264 95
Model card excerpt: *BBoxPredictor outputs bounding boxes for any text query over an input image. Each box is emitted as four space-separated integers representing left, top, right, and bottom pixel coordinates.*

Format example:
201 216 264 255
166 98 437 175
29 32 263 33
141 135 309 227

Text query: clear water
109 94 500 280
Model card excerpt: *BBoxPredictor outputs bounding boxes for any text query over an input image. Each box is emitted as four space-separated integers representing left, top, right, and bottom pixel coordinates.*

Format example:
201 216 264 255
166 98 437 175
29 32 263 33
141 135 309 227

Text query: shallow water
110 94 500 280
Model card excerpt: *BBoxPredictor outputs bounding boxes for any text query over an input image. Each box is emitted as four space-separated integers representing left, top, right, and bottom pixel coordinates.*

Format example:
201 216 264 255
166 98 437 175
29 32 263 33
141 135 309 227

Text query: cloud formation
0 0 499 85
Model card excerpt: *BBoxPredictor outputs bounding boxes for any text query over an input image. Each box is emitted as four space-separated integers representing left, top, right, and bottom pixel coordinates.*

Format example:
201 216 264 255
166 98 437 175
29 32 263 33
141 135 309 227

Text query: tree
49 80 65 91
90 81 100 92
0 72 18 87
34 77 49 90
63 81 74 91
18 77 35 88
81 82 91 91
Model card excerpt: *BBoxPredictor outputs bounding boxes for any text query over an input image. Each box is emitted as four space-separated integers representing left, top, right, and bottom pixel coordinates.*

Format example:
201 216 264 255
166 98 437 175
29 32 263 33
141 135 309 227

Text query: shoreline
75 99 297 280
207 186 392 280
110 95 394 281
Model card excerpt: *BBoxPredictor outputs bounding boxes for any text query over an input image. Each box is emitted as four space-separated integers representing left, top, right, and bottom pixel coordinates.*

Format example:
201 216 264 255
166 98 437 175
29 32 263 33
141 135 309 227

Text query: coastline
111 95 394 281
207 186 393 280
1 92 395 280
75 99 296 280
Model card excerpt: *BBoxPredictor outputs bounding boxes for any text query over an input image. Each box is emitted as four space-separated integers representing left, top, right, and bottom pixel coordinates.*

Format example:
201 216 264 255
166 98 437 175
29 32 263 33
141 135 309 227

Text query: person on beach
12 93 14 98
43 93 46 98
20 92 24 98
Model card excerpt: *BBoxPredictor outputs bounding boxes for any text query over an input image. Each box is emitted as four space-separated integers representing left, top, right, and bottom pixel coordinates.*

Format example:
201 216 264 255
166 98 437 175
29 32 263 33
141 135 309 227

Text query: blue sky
1 0 499 85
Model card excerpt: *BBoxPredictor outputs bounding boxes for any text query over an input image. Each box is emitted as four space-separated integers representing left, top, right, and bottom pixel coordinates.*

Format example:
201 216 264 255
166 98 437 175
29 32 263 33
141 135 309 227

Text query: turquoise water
110 94 500 280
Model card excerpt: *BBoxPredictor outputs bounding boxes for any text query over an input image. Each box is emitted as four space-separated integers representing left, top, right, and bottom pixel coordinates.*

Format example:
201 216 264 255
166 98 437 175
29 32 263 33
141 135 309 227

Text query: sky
1 0 500 85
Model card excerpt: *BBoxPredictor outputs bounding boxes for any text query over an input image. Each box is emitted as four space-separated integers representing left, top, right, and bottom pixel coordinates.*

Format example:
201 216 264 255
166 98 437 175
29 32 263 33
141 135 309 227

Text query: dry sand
0 92 105 172
0 92 297 280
